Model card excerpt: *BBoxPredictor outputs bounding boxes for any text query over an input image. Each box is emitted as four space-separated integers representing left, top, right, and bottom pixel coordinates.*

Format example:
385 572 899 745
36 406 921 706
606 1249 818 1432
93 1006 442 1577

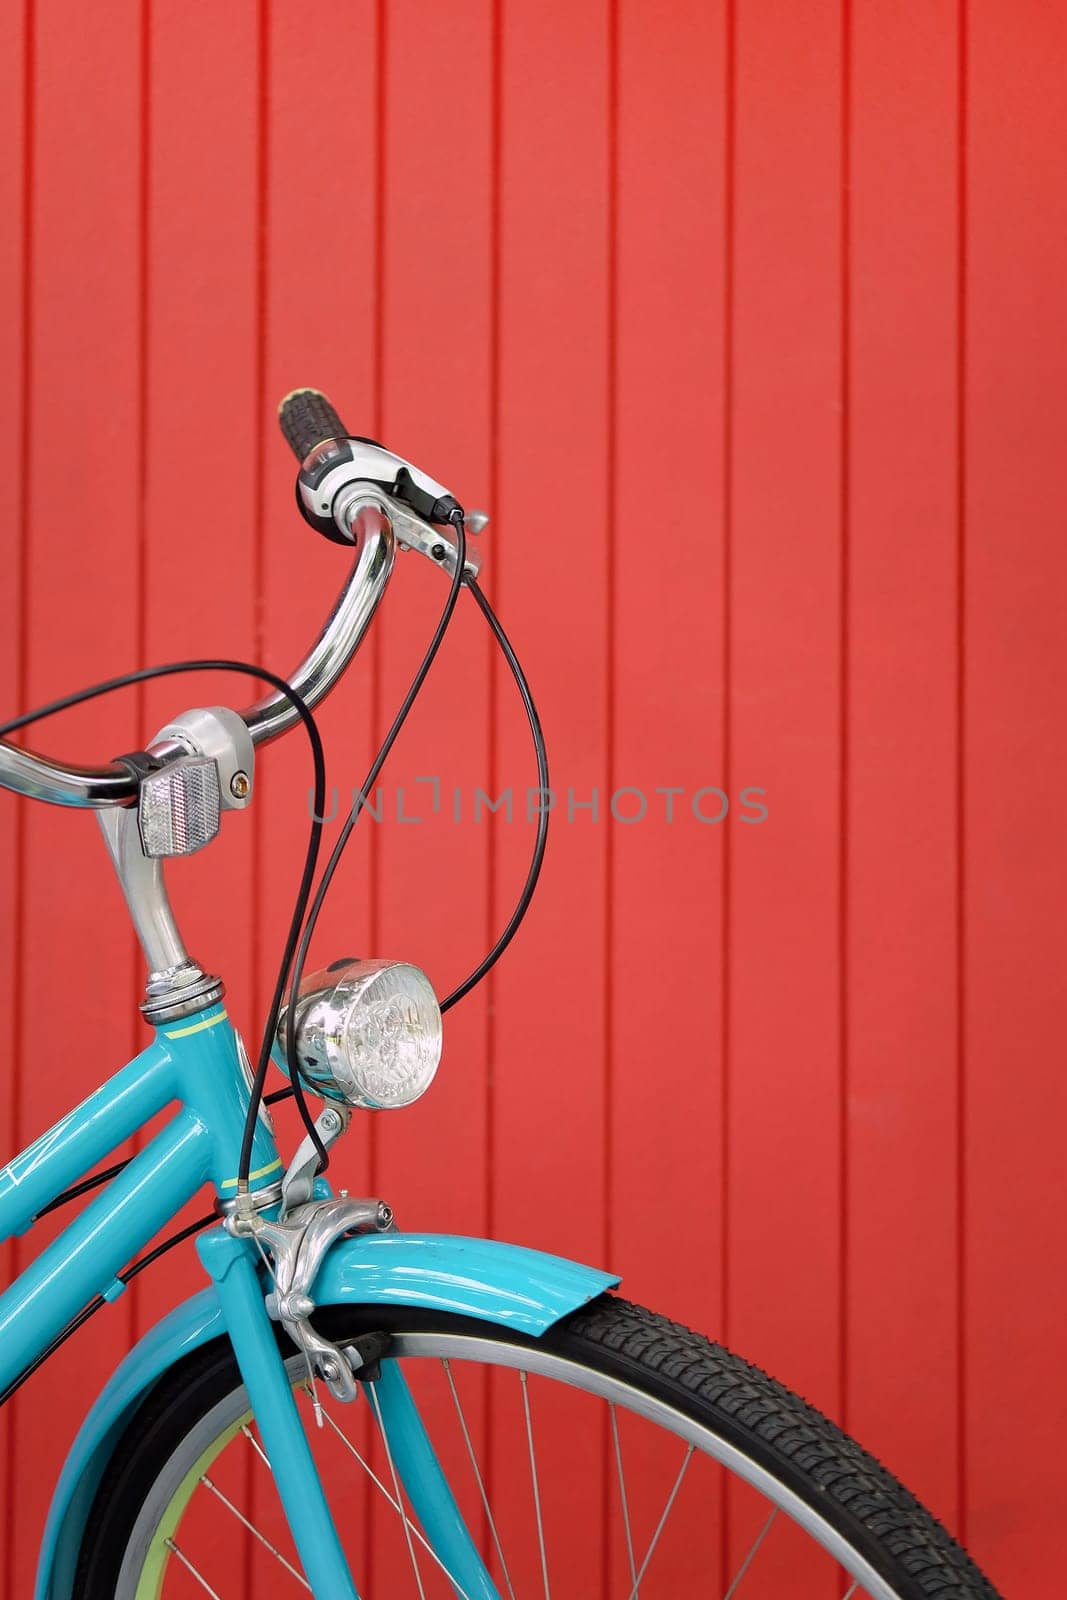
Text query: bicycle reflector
137 756 221 857
275 959 442 1110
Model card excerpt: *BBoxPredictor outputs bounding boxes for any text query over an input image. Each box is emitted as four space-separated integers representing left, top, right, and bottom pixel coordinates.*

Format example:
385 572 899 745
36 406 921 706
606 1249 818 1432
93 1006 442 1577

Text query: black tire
73 1295 1003 1600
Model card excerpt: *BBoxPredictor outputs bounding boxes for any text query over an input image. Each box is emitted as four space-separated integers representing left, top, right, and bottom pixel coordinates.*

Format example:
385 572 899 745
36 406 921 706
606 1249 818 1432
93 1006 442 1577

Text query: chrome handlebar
0 745 138 809
0 493 398 810
241 497 394 747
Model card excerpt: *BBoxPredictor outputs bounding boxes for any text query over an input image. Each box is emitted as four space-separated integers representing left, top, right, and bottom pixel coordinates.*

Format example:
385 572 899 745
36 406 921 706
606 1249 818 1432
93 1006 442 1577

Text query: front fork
197 1228 500 1600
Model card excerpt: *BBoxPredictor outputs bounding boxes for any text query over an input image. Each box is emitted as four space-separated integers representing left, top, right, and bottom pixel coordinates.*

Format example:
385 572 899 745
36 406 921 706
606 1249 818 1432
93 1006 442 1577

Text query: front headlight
275 958 442 1110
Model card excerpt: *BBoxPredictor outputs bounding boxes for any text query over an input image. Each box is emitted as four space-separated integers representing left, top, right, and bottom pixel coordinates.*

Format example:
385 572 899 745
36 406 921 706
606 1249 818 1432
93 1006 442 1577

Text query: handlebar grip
278 388 349 462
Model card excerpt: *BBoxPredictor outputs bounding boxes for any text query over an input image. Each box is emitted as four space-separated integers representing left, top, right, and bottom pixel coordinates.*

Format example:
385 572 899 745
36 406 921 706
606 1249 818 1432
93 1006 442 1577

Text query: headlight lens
275 958 442 1110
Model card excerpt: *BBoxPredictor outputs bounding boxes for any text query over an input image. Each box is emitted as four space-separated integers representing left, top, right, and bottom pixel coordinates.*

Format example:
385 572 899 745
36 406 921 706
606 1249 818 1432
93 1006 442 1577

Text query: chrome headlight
276 959 442 1110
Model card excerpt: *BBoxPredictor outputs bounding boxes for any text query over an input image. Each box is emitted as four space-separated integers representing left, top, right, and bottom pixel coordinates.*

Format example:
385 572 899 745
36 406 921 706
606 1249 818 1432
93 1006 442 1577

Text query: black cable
278 514 468 1161
35 1159 130 1218
0 1209 215 1408
0 658 330 1183
261 564 550 1114
122 1209 217 1278
440 576 550 1011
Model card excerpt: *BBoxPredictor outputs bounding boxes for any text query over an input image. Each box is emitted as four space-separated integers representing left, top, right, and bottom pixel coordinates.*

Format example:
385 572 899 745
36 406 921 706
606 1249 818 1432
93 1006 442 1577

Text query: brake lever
386 495 487 579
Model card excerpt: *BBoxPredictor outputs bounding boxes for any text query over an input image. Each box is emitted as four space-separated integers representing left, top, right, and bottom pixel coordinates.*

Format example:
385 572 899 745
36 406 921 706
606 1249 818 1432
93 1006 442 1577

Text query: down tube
0 1111 208 1393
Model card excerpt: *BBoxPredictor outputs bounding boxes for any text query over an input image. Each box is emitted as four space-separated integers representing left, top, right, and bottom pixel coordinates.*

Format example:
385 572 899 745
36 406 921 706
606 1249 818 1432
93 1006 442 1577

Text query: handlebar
0 390 408 809
241 498 394 746
0 744 140 808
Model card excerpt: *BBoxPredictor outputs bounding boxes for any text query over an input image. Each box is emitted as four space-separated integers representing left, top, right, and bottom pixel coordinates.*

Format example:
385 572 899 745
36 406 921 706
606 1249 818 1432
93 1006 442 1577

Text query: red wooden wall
1 0 1064 1593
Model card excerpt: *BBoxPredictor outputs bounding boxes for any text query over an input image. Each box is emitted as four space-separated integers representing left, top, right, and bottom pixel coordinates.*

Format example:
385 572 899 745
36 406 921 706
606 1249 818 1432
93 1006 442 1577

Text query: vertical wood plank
965 3 1067 1589
364 3 495 1582
252 0 382 1585
491 0 611 1284
133 4 265 1588
258 0 381 1173
131 0 262 1345
256 0 381 1191
612 0 727 1335
0 3 27 1590
129 5 263 1574
846 0 961 1528
490 0 611 1586
609 0 728 1585
7 2 143 1586
727 0 843 1586
372 0 493 1242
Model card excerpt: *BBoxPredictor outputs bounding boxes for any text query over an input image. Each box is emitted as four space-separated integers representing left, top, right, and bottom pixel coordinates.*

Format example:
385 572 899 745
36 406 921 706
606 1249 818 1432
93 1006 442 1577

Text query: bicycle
0 389 1001 1598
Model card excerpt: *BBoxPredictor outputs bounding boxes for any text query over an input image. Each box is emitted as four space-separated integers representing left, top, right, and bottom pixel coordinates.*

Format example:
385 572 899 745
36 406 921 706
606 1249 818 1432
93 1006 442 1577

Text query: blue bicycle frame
0 1006 279 1386
0 1000 618 1599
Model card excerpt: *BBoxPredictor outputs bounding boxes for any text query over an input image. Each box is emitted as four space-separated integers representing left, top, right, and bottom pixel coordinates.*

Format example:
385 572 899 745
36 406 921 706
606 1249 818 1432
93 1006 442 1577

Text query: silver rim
116 1330 904 1600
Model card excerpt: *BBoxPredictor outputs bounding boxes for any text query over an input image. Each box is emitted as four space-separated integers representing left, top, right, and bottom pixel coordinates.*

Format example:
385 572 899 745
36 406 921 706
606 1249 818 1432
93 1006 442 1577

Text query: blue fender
36 1232 619 1598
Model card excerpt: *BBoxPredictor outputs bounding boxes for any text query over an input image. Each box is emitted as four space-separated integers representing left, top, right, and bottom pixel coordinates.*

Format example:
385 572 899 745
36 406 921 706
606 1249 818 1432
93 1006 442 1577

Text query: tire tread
554 1298 1000 1600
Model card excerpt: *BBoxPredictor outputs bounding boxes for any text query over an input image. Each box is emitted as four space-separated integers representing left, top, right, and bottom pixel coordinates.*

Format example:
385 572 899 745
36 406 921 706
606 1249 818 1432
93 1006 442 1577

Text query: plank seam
6 5 35 1591
954 0 969 1548
838 0 852 1437
719 1 736 1585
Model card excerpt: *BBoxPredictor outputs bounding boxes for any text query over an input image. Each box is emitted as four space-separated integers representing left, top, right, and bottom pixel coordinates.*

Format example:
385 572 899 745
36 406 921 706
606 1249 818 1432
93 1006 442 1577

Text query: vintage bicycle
0 390 1000 1598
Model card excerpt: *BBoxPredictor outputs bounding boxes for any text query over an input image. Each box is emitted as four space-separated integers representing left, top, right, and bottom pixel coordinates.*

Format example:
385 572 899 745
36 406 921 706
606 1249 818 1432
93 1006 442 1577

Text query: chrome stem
97 806 223 1022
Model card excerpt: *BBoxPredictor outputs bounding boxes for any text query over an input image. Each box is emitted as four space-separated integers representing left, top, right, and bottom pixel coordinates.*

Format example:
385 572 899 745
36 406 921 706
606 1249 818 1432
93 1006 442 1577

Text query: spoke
242 1422 272 1470
443 1357 517 1600
722 1507 778 1599
300 1389 475 1598
164 1538 223 1598
367 1380 428 1600
626 1444 695 1600
609 1403 639 1598
842 1585 860 1600
520 1370 551 1600
200 1474 310 1589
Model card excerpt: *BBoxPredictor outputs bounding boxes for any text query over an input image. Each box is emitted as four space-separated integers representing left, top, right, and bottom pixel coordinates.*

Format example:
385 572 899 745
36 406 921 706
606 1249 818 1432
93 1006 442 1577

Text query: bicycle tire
72 1295 1003 1600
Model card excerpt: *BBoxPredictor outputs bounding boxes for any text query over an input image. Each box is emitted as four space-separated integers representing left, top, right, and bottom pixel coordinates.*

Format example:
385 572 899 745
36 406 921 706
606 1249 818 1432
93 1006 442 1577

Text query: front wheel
73 1296 1002 1599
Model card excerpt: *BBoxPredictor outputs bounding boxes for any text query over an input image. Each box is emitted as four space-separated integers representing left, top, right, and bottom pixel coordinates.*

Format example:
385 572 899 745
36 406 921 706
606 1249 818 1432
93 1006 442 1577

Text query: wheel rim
121 1331 906 1600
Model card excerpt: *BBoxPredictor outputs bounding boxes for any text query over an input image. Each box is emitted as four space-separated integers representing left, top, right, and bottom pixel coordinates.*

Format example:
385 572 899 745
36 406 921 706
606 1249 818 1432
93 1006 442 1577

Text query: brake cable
255 510 468 1187
439 575 550 1012
265 540 550 1129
